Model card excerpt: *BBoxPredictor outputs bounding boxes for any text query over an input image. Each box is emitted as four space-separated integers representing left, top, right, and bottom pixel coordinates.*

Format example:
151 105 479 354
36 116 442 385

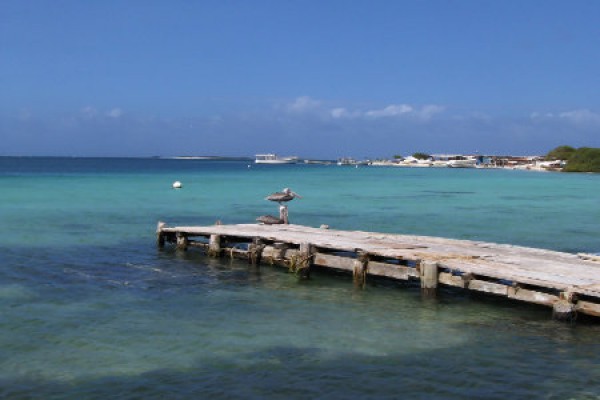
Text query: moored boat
255 154 298 164
447 157 477 168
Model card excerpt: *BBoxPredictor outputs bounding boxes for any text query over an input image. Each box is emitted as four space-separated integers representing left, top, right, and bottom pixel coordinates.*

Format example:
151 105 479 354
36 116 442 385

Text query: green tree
563 147 600 173
546 145 576 161
412 152 431 160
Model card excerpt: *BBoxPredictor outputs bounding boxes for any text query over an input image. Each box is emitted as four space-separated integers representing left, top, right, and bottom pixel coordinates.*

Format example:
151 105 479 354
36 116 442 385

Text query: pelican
265 188 302 204
257 205 289 225
256 215 284 225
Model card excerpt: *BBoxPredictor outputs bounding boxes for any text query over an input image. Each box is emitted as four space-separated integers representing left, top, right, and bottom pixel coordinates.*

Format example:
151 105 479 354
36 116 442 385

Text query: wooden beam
467 279 508 296
507 286 558 306
575 300 600 317
313 253 354 271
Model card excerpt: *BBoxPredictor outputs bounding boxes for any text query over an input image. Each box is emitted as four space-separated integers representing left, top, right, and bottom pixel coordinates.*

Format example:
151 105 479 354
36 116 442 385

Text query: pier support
296 242 313 279
272 242 288 263
176 233 188 251
208 234 221 257
156 221 166 249
553 292 577 322
248 238 266 265
279 205 289 225
353 251 370 288
420 260 439 296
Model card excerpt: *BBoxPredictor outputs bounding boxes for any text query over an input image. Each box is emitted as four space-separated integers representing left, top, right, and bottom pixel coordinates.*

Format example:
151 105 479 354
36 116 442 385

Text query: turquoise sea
1 157 599 399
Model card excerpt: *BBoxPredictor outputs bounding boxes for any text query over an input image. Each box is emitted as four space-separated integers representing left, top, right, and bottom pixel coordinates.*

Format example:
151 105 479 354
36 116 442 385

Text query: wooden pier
157 222 600 321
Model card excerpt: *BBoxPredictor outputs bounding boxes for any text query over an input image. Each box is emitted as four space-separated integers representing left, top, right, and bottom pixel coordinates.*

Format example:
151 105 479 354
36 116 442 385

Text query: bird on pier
256 215 284 225
265 188 302 204
257 205 289 225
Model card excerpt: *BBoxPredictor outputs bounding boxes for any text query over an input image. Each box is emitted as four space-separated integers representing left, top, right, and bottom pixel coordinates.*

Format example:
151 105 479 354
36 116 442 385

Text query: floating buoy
172 181 182 189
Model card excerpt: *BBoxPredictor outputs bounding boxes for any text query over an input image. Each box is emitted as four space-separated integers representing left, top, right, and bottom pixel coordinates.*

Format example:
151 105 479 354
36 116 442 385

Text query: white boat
447 157 477 168
255 154 298 164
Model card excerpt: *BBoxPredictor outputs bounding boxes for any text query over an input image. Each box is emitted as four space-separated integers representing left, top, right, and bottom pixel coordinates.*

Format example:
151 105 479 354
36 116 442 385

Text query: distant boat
255 154 298 164
447 156 477 168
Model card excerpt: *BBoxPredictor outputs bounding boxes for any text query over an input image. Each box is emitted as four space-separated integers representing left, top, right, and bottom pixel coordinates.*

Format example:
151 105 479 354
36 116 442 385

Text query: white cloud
531 109 600 126
330 107 362 119
354 103 445 120
106 108 123 118
365 104 413 117
530 112 554 120
330 107 348 118
287 96 321 112
558 109 600 124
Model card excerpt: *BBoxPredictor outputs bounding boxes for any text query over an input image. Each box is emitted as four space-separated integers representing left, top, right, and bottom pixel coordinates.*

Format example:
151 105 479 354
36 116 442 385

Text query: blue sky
1 0 599 158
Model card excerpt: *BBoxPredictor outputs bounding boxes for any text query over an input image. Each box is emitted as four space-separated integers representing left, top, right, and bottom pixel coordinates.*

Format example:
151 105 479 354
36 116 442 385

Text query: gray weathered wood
176 232 188 251
157 222 600 320
208 234 221 257
420 260 438 296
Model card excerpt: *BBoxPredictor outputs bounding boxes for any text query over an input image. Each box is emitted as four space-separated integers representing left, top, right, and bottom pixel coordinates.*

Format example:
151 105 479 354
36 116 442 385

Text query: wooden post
156 221 166 248
176 232 188 251
353 250 369 288
279 205 289 224
248 238 265 265
297 242 313 279
420 260 438 296
553 292 577 322
208 234 221 257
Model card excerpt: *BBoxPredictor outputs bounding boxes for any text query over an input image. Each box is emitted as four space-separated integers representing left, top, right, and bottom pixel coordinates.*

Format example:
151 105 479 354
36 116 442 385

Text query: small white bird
172 181 182 189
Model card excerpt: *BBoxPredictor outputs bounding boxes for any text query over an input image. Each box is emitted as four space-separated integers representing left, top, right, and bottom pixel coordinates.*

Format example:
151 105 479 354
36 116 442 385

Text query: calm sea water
1 157 599 399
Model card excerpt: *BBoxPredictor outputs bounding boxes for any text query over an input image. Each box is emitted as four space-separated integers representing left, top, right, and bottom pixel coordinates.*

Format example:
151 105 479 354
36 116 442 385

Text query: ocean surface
1 157 599 399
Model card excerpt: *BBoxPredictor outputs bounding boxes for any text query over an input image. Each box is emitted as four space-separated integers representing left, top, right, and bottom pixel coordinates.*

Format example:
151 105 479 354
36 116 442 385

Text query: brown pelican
257 205 289 225
256 215 284 225
265 188 302 204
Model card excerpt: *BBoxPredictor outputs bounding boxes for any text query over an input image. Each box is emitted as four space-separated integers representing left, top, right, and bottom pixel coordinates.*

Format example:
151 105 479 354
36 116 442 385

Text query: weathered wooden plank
575 300 600 317
367 261 416 280
438 272 466 288
507 287 558 306
468 279 509 296
313 253 354 271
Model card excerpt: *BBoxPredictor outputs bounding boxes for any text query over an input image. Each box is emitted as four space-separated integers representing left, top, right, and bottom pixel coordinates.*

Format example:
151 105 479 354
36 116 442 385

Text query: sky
1 0 599 158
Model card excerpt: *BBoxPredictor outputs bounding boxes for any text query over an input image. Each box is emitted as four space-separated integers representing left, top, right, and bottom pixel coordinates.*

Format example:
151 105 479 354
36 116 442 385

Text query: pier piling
420 260 439 296
156 221 166 248
176 232 188 251
208 234 221 257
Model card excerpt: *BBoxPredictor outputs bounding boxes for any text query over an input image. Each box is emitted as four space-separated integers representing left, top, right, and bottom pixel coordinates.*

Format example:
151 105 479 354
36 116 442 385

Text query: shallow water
1 158 599 399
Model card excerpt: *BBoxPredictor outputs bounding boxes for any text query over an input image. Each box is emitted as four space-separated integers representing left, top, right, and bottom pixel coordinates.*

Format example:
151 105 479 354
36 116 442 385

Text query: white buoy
172 181 182 189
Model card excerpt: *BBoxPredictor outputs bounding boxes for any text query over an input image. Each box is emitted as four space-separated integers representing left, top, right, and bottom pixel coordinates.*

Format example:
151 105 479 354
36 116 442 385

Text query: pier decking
157 223 600 320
